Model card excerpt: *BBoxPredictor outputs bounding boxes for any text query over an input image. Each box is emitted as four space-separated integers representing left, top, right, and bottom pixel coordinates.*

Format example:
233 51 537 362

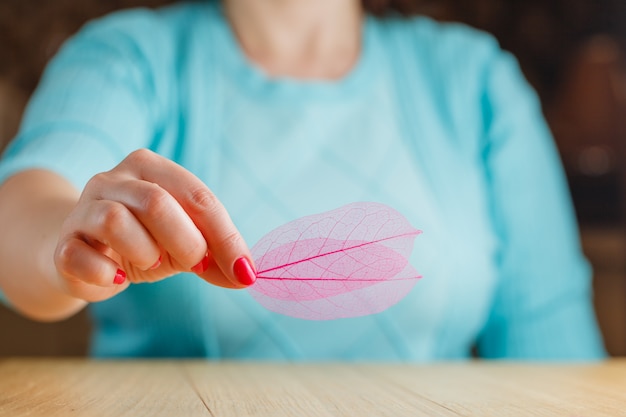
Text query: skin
0 0 363 322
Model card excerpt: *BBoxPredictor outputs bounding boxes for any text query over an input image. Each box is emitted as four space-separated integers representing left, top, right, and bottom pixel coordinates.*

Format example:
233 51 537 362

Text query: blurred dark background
1 0 625 357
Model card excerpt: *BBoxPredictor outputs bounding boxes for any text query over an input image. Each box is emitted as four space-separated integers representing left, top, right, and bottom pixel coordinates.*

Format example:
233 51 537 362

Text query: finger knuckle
215 230 243 254
138 183 172 219
97 202 129 233
179 241 207 265
187 187 220 216
85 172 110 191
54 239 79 275
126 148 155 166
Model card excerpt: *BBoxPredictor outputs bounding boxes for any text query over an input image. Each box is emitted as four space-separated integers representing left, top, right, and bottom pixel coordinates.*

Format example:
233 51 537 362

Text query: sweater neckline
205 1 381 103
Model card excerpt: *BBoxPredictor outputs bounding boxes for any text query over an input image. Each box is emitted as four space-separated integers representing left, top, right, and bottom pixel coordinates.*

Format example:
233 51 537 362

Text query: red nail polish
114 269 126 285
149 256 162 270
233 257 256 286
191 254 210 274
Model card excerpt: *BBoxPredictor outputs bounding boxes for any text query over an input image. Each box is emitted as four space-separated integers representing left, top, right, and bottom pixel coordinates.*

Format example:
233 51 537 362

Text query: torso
90 2 499 360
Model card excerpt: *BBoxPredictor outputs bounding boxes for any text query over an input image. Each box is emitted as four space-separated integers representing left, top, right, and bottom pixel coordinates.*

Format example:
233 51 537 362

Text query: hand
54 149 256 303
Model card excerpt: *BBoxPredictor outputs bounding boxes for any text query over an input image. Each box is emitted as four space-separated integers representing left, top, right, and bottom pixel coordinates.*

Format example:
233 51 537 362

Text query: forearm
0 169 86 321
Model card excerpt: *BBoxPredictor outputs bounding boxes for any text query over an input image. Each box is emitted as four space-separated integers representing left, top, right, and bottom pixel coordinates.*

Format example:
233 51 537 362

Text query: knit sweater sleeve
476 47 605 360
0 8 173 191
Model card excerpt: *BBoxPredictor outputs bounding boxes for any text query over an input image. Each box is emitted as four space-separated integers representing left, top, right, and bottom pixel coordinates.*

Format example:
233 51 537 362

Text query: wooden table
1 359 625 416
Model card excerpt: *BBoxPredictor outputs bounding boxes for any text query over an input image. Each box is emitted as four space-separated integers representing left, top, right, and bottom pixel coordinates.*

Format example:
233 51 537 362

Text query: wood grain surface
0 359 624 417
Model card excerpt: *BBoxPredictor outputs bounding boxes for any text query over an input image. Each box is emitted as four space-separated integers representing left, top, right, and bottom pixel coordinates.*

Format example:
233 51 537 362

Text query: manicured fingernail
149 256 162 270
114 269 126 285
191 254 210 274
233 257 256 286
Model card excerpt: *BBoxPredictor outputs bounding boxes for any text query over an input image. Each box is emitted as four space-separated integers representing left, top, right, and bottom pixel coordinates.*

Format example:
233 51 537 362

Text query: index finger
120 149 256 287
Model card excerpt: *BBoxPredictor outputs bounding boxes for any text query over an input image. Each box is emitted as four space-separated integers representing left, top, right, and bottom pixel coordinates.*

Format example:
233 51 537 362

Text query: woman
0 0 605 359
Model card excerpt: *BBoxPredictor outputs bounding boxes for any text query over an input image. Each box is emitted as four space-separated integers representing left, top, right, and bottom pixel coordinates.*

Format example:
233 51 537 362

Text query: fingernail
114 269 126 285
191 254 210 274
233 257 256 286
149 256 162 270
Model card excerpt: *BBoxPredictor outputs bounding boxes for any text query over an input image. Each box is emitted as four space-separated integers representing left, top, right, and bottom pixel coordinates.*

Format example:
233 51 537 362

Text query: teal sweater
0 2 605 360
